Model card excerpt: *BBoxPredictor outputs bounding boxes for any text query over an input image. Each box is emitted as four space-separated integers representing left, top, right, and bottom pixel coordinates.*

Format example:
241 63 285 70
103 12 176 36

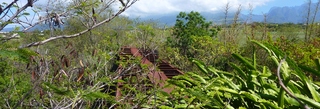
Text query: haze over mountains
141 2 320 26
2 2 319 32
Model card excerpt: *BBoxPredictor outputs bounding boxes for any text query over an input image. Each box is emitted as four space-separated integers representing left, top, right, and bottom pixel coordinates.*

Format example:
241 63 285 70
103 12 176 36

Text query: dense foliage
167 11 220 57
1 1 320 108
161 41 320 108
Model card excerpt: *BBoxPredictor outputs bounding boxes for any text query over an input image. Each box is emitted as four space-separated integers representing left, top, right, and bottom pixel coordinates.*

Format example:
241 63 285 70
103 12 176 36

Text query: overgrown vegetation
1 0 320 108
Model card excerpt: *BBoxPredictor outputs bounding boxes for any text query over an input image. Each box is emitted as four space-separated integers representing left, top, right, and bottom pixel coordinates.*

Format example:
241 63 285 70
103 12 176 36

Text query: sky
122 0 312 17
0 0 314 18
0 0 316 29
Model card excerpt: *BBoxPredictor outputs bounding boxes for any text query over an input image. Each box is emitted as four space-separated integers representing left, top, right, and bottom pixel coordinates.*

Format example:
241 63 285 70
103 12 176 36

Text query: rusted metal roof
115 47 184 99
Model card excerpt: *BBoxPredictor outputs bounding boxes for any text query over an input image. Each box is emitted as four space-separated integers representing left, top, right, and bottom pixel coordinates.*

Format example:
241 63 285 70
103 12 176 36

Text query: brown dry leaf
31 70 36 80
60 55 65 68
69 49 75 55
64 57 70 67
77 67 85 82
92 49 97 56
60 69 68 77
80 60 84 67
39 88 44 99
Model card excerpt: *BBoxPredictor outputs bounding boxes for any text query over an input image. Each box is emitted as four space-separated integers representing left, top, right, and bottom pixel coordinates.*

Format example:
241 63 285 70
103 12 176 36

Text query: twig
1 33 20 43
20 0 138 48
13 68 47 109
277 58 310 109
0 0 38 30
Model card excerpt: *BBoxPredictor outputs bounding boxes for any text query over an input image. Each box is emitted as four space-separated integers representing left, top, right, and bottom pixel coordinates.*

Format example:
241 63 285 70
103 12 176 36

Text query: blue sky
122 0 316 17
1 0 315 18
0 0 316 29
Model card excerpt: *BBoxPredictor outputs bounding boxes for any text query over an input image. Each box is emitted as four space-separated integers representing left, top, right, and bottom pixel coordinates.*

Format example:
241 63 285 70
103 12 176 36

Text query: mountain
139 11 264 26
139 2 320 25
266 6 302 23
1 27 15 32
2 2 318 32
0 24 63 32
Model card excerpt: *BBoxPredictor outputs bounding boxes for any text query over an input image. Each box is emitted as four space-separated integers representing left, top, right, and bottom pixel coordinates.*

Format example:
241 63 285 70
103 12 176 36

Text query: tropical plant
159 41 320 109
166 11 219 57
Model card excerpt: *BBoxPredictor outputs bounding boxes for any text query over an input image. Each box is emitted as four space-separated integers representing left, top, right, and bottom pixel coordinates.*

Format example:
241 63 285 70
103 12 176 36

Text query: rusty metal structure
115 46 184 100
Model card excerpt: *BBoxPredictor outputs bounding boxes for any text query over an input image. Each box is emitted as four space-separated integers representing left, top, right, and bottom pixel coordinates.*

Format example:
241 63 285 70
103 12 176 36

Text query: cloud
122 0 271 17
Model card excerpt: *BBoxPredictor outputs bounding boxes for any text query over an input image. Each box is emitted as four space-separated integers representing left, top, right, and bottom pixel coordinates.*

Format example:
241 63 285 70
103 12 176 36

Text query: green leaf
217 87 239 95
187 96 197 106
299 65 320 77
315 58 320 72
43 83 71 95
285 97 300 106
14 26 20 31
253 46 257 69
219 78 240 90
167 79 186 88
260 66 272 77
159 90 170 97
314 82 320 87
230 63 247 80
83 91 112 100
251 40 276 58
232 53 256 70
207 66 221 77
295 94 320 109
240 91 258 102
305 80 320 102
22 12 30 16
159 105 173 109
258 99 280 109
226 105 235 109
253 40 320 102
231 75 247 89
287 81 301 94
239 107 247 109
192 59 209 76
258 92 277 101
174 104 188 109
188 72 207 84
0 49 37 62
278 78 290 108
175 75 200 86
12 4 19 8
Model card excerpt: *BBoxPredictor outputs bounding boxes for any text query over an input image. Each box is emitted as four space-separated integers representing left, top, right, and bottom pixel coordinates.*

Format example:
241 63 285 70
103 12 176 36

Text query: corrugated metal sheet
116 47 184 99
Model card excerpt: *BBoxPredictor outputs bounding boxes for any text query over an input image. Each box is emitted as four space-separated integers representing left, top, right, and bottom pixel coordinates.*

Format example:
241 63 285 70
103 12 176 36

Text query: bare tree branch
305 0 312 42
277 58 310 109
0 0 18 15
20 0 138 48
0 33 20 43
0 0 39 30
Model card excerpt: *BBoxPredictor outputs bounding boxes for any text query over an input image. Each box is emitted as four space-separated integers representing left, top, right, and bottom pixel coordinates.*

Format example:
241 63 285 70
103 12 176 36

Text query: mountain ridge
2 2 319 31
138 2 320 26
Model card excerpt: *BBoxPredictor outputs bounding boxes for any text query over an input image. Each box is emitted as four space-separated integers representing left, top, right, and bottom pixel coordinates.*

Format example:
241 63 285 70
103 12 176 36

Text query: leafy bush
159 41 320 108
167 11 219 57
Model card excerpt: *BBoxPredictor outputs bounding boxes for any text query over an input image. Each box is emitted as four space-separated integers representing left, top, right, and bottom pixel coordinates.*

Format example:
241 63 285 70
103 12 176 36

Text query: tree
167 11 219 57
0 0 138 47
304 0 320 42
0 0 140 108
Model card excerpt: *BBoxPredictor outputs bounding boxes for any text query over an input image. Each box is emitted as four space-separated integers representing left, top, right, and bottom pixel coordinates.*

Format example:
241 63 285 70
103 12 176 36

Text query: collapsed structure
114 46 184 100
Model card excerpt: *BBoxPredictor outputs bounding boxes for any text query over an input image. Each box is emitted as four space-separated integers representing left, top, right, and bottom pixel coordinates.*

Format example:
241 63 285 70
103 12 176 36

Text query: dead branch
20 0 138 48
0 0 18 16
1 33 20 43
277 58 310 109
0 0 39 30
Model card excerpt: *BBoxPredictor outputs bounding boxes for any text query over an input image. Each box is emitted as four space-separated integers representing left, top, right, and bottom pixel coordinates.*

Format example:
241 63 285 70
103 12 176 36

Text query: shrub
159 41 320 108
